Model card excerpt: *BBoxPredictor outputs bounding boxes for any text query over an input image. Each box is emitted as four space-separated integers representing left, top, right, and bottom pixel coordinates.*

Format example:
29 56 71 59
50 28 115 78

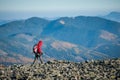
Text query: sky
0 0 120 20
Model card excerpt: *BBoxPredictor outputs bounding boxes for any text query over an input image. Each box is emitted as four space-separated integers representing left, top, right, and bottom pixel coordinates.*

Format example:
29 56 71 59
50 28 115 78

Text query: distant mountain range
0 20 13 26
0 12 120 65
102 12 120 22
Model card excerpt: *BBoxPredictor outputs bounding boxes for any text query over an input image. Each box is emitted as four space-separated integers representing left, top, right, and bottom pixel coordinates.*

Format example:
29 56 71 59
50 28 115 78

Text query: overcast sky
0 0 120 20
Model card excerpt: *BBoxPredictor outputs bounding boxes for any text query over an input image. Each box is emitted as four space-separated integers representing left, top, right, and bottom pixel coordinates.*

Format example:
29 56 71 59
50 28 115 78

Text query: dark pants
32 52 43 65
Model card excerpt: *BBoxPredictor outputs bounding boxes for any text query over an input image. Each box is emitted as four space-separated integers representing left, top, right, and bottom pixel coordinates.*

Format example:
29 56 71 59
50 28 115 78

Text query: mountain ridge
102 12 120 22
0 15 120 65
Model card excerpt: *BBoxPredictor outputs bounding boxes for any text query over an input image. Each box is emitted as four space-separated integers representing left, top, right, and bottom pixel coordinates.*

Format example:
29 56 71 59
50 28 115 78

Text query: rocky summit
0 58 120 80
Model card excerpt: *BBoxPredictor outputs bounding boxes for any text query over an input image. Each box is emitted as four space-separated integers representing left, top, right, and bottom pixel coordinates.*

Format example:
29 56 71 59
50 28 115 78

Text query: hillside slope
0 16 120 64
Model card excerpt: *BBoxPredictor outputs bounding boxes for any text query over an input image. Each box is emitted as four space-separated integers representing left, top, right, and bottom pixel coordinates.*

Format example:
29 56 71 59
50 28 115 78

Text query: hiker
32 40 43 65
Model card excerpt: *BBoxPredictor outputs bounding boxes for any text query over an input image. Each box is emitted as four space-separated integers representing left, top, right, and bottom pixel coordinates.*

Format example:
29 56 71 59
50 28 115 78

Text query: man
32 40 43 65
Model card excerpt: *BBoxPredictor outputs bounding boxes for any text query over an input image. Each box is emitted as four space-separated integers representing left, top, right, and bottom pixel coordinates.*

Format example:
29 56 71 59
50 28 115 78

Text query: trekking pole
43 51 50 58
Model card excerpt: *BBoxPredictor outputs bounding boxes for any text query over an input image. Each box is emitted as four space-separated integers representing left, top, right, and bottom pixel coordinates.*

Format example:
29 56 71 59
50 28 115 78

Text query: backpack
33 44 38 53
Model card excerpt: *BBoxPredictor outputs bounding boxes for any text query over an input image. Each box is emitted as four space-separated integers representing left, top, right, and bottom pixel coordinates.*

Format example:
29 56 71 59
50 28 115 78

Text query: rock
0 58 120 80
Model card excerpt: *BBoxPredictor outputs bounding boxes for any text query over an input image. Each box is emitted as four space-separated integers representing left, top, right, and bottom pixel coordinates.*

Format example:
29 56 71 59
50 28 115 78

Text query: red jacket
37 40 43 53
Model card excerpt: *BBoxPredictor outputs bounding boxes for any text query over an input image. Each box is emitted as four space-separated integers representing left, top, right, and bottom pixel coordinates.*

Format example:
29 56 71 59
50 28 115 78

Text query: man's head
39 40 42 43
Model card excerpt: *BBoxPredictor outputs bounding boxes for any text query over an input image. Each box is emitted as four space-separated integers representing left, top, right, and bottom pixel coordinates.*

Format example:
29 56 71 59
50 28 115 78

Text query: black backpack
33 44 37 53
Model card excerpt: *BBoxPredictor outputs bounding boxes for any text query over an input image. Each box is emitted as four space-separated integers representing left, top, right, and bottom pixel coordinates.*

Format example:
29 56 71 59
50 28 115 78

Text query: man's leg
31 54 37 66
33 57 37 64
39 54 43 64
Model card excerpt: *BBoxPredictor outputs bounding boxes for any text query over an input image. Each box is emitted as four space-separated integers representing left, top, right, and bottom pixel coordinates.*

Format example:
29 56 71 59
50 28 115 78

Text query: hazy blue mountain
0 16 120 65
42 16 120 57
0 20 13 26
0 17 49 37
102 12 120 22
